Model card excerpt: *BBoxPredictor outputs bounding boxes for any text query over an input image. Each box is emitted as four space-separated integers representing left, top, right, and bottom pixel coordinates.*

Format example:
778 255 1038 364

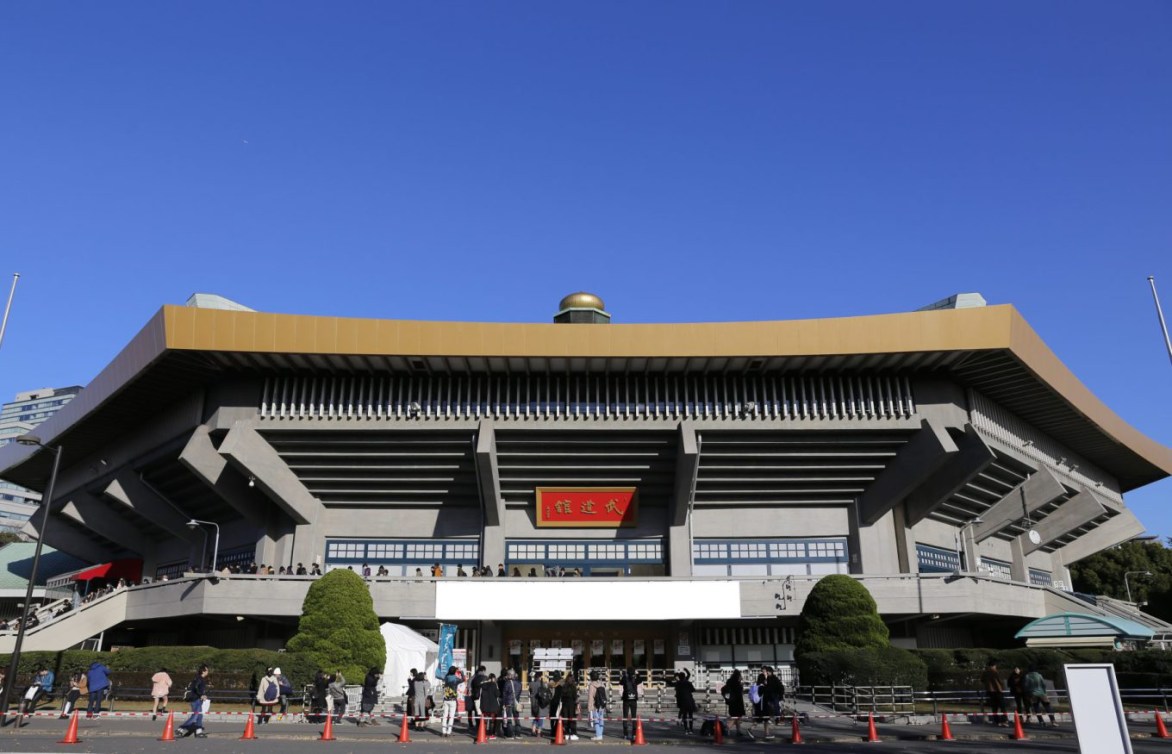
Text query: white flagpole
0 273 19 354
1149 276 1172 368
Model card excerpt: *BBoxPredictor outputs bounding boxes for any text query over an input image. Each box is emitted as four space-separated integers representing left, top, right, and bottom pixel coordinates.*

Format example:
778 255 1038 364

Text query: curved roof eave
0 303 1168 490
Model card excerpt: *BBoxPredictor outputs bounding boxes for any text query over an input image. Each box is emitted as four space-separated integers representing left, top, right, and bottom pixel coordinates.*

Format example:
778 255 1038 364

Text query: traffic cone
399 713 412 743
865 713 880 743
159 711 176 741
939 713 954 741
58 710 82 745
320 712 336 741
791 714 803 744
240 712 257 740
1157 712 1169 739
551 718 565 745
1010 711 1027 740
713 716 724 745
632 716 647 746
475 716 488 744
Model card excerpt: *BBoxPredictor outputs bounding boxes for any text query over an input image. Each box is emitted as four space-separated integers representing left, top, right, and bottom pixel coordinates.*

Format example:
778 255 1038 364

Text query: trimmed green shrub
285 568 385 682
795 575 889 656
797 646 928 689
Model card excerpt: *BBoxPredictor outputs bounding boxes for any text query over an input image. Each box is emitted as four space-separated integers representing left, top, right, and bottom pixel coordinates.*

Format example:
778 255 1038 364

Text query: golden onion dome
559 292 605 311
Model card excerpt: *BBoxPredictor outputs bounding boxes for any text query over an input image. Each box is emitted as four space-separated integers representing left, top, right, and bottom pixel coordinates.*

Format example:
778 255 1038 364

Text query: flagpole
0 273 19 354
1149 276 1172 368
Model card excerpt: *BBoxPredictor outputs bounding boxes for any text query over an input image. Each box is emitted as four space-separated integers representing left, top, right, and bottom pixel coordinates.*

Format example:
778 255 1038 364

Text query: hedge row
0 647 320 691
798 646 1172 691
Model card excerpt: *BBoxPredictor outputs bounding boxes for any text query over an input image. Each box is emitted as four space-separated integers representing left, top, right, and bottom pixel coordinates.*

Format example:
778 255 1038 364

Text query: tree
1070 540 1172 622
0 530 23 545
795 574 889 656
285 569 385 682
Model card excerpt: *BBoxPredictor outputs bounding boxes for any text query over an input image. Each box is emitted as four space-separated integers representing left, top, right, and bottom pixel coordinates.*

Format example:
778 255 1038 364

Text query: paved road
0 713 1167 753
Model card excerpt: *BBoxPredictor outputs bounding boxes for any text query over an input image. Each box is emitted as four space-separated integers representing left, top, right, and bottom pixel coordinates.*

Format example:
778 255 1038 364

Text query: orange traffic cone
791 714 803 744
1157 712 1170 739
159 711 176 741
865 713 880 743
58 710 82 745
632 717 647 746
399 713 412 743
551 717 565 745
1010 711 1027 740
475 716 488 744
240 712 257 740
939 713 954 741
713 716 724 745
320 712 336 741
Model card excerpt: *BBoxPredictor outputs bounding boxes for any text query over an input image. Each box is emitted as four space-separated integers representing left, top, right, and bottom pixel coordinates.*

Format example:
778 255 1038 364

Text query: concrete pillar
668 422 698 578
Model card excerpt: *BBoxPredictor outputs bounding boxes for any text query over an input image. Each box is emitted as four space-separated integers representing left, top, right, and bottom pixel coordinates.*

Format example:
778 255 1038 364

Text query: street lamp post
954 516 984 574
186 519 220 574
0 435 62 724
1125 570 1152 603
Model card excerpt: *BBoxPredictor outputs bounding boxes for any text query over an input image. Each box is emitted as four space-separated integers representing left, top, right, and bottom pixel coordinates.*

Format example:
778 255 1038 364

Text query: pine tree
286 569 385 682
795 574 889 656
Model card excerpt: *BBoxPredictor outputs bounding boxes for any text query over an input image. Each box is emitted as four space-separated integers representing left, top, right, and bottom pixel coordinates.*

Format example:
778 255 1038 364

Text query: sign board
1064 663 1133 754
536 487 638 527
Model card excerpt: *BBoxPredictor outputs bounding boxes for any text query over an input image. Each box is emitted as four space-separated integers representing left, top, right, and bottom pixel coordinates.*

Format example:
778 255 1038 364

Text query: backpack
183 680 198 702
748 683 761 705
264 680 279 702
593 684 607 708
534 685 553 708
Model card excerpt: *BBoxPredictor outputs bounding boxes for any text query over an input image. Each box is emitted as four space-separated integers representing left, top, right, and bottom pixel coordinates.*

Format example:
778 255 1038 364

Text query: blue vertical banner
437 623 457 677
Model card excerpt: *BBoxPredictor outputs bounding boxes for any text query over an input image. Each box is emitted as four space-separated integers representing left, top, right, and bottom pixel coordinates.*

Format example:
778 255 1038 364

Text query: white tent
380 622 439 697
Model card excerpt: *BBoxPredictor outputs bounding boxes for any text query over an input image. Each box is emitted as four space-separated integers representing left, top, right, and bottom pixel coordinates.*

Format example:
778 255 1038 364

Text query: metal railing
796 685 914 715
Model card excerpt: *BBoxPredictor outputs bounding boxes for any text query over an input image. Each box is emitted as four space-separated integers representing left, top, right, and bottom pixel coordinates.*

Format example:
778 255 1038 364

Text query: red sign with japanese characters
536 487 638 528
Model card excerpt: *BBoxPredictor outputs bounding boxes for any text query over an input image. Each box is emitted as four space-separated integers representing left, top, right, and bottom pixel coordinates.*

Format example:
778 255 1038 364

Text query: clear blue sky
2 2 1169 533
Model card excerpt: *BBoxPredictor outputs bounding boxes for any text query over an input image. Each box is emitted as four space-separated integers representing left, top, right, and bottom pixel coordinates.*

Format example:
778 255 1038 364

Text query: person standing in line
980 660 1008 727
587 669 608 741
177 665 210 738
547 672 564 738
440 665 461 737
412 670 431 730
722 669 752 739
1007 666 1027 717
151 667 172 721
327 670 347 724
85 660 110 719
478 672 502 739
560 672 581 741
1023 667 1058 727
529 670 551 737
468 665 488 736
749 673 766 738
673 670 696 735
255 667 279 724
499 668 521 738
619 666 643 741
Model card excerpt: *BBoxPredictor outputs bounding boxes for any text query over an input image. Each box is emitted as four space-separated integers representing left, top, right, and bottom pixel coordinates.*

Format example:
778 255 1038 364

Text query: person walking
440 666 461 737
722 669 752 739
85 660 110 719
561 672 581 741
763 666 784 736
529 670 552 737
150 667 172 721
360 667 382 726
587 669 608 741
1023 667 1058 727
256 667 279 724
980 660 1008 726
619 666 643 741
177 665 210 738
749 673 767 738
673 670 696 735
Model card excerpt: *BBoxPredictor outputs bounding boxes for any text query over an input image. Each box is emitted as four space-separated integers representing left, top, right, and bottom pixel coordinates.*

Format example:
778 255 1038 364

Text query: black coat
721 678 745 718
478 681 501 715
559 683 580 717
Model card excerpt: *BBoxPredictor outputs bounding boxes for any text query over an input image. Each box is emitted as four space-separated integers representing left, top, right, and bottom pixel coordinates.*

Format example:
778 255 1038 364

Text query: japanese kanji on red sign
535 487 638 528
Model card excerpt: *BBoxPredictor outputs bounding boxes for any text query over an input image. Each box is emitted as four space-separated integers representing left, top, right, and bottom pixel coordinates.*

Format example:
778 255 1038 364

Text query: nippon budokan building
1 292 1170 679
